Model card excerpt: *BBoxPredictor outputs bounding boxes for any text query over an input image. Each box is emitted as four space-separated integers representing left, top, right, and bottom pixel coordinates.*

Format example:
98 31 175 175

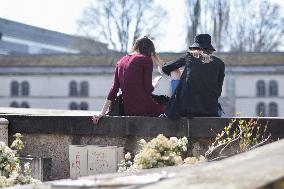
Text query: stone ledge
2 115 284 138
10 139 284 189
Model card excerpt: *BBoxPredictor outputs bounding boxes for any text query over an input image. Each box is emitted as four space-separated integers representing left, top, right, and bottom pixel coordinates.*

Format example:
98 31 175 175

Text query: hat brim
189 43 216 51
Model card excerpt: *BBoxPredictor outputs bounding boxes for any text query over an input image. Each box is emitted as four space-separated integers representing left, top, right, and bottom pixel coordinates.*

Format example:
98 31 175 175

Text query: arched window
80 81 89 97
21 102 30 108
69 102 78 110
11 81 19 96
269 80 278 96
80 102 89 110
21 81 30 96
10 101 19 108
256 102 266 116
269 102 278 117
69 81 78 96
256 80 265 97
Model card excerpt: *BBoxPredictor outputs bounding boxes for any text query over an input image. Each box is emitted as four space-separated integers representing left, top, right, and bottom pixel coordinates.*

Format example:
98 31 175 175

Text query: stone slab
4 115 284 139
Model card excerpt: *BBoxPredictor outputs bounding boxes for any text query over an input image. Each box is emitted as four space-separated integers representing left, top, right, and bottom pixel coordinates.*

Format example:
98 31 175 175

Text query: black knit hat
189 34 216 51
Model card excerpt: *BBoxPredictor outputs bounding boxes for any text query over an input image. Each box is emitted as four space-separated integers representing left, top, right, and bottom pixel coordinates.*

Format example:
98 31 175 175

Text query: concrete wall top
2 114 284 139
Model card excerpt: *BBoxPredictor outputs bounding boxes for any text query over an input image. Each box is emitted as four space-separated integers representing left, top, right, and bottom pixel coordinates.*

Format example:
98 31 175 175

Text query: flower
10 134 24 151
184 155 207 165
0 133 41 187
139 139 147 146
184 157 198 164
124 152 131 160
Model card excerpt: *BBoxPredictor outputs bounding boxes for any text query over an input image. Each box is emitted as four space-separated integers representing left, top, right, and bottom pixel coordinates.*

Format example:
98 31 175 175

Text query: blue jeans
171 80 180 95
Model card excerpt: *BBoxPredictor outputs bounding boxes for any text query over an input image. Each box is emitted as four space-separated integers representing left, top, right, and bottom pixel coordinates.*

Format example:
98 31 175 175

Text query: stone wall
2 114 284 179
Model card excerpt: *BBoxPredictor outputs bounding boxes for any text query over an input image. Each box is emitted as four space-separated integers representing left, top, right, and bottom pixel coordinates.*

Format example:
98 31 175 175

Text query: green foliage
0 133 40 188
205 117 270 159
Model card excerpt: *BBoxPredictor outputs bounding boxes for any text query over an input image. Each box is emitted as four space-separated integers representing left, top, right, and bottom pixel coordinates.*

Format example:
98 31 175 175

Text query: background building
0 18 109 55
0 52 283 117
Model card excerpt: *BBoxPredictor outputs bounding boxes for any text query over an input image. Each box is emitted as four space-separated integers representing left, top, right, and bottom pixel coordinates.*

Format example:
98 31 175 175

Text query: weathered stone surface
141 139 284 189
43 139 284 189
4 115 284 139
9 139 284 189
0 117 9 145
16 133 129 180
3 114 284 180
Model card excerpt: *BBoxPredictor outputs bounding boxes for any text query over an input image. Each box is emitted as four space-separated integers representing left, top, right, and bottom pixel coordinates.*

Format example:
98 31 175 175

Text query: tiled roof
0 53 121 67
0 52 283 67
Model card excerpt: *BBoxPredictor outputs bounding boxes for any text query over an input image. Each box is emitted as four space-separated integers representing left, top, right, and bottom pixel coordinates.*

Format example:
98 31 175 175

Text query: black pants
152 94 170 105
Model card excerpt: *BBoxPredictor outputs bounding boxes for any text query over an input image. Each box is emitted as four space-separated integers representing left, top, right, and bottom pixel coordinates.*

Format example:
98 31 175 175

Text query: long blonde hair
189 49 213 63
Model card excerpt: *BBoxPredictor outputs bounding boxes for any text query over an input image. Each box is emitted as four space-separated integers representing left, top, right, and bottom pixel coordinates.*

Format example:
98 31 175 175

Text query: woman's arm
162 53 188 75
92 99 111 125
93 65 120 125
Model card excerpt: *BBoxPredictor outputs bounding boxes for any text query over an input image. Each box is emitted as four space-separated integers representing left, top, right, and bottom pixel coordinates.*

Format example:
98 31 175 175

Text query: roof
0 52 283 67
0 53 121 67
0 17 109 54
161 52 284 66
0 17 106 47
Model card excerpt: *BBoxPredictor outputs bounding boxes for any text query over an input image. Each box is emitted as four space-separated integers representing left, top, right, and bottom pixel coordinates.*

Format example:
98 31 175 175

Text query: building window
256 102 266 116
21 81 30 96
10 101 19 108
256 80 265 97
69 102 78 110
69 81 78 96
269 80 278 96
269 102 278 117
80 81 89 97
21 102 30 108
11 81 19 96
80 102 89 110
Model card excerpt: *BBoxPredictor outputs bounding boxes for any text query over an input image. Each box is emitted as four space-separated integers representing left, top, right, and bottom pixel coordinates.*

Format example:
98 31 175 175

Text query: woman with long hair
92 36 165 124
162 34 225 119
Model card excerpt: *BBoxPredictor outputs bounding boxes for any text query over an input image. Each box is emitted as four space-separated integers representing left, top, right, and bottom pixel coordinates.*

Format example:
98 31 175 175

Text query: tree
185 0 230 51
78 0 167 52
209 0 230 51
185 0 201 46
184 0 284 52
229 0 284 52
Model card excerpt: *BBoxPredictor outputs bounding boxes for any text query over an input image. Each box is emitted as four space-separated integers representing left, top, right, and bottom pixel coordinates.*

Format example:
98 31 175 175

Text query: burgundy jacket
107 53 164 117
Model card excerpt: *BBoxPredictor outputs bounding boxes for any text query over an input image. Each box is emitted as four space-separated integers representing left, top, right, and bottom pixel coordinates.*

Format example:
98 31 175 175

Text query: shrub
0 133 40 188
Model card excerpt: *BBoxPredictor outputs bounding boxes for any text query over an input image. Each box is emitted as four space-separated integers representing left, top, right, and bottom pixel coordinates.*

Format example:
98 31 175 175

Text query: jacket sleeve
162 53 187 75
143 58 154 94
217 61 225 97
107 65 120 101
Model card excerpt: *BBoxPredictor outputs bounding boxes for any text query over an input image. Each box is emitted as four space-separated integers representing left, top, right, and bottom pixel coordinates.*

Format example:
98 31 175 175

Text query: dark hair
132 36 156 57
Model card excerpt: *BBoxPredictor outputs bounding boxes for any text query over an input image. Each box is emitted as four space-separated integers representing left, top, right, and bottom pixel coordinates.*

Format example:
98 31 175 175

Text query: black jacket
162 52 225 119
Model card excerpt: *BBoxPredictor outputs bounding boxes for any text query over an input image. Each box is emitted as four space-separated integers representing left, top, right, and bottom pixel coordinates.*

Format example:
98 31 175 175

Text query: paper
152 76 162 88
69 145 88 179
69 145 124 178
88 146 117 175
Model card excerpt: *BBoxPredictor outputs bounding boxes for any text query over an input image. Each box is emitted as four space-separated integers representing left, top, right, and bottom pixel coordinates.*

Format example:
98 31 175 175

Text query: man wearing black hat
162 34 225 119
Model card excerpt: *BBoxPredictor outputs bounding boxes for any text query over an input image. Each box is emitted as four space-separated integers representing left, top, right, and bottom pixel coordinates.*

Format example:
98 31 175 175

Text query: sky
0 0 187 52
0 0 283 53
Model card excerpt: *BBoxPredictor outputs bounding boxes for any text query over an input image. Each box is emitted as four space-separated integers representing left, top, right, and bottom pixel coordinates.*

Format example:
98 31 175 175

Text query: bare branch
78 0 167 52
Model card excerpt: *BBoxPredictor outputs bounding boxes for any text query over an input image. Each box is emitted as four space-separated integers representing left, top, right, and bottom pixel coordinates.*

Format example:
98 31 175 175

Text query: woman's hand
92 113 104 125
92 99 111 125
170 69 182 80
